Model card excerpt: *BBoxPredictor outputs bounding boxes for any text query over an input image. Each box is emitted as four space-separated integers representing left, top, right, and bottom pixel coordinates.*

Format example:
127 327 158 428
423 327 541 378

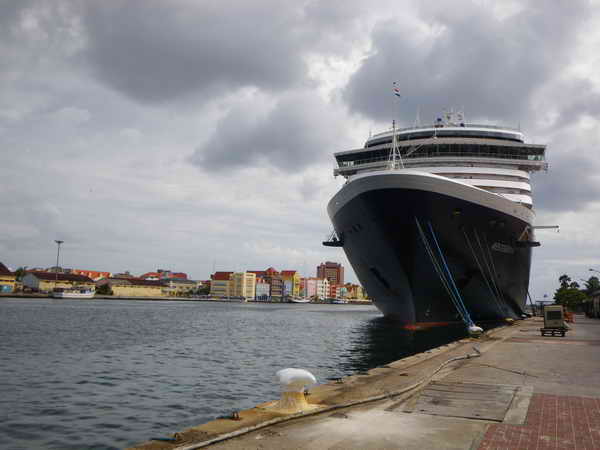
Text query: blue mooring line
426 221 475 327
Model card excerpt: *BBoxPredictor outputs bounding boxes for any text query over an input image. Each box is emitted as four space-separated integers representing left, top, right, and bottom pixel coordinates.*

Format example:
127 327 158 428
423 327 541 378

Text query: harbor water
0 299 467 450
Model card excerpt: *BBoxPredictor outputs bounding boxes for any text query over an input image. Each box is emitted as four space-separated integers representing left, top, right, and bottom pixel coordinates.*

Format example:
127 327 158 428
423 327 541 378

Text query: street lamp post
54 240 64 289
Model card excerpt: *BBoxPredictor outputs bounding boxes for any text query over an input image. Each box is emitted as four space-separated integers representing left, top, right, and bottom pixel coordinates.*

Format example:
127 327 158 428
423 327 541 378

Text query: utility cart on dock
540 305 568 337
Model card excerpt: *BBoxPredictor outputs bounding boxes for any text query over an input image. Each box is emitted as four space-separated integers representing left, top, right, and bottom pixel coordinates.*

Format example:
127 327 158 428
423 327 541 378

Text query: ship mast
388 120 404 170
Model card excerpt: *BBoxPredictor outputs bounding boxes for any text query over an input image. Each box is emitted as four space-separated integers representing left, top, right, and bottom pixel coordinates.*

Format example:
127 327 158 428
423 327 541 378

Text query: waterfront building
0 262 16 293
249 268 284 300
255 278 270 301
210 271 233 297
230 272 256 300
329 284 348 299
302 277 329 300
280 270 300 296
71 269 112 281
96 278 164 297
317 261 344 285
344 283 366 300
162 278 197 296
22 272 95 293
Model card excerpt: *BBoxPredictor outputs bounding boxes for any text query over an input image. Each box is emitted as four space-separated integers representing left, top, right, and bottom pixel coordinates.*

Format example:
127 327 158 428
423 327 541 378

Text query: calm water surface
0 299 467 449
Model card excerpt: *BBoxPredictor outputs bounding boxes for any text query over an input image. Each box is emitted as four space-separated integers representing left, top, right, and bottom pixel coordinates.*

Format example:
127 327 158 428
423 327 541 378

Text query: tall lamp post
54 240 64 289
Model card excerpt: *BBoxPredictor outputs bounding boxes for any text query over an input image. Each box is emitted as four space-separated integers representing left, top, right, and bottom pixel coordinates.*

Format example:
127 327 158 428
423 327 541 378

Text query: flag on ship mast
393 82 401 98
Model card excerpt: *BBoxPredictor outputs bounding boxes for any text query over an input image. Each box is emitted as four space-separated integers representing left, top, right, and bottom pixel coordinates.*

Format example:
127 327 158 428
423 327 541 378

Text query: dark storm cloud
344 1 591 125
80 0 363 104
190 92 347 172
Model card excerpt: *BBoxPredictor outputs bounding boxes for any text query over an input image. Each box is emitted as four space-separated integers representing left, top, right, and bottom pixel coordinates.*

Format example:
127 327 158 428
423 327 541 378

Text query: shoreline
0 293 372 305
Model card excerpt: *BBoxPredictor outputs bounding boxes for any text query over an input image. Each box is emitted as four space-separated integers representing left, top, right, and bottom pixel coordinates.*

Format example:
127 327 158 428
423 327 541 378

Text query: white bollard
468 325 483 337
272 368 317 413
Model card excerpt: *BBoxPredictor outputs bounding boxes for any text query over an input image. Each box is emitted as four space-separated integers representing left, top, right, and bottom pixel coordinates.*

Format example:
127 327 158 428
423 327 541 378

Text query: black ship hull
328 171 533 327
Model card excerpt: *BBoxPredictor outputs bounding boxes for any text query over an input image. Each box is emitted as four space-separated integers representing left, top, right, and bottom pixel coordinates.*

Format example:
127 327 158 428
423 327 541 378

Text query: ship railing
372 123 522 137
335 155 548 176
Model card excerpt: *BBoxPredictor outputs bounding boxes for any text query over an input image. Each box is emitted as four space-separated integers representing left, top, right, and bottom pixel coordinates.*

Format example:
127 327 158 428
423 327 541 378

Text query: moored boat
51 288 95 299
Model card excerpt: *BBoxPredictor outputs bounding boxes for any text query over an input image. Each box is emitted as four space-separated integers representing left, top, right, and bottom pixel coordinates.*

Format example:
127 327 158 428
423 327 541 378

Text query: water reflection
340 317 468 374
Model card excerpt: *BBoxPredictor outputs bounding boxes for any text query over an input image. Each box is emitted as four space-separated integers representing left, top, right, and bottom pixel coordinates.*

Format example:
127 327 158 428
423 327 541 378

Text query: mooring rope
473 229 505 312
415 217 466 323
482 233 507 307
462 228 505 315
426 221 475 327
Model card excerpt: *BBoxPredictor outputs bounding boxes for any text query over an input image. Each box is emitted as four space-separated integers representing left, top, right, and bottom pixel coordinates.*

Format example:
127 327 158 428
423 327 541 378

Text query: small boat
51 288 95 299
289 297 311 303
332 299 348 304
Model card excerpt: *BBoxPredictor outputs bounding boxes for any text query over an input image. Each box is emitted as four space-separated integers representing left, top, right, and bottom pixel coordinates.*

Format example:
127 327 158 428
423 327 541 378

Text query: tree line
552 274 600 309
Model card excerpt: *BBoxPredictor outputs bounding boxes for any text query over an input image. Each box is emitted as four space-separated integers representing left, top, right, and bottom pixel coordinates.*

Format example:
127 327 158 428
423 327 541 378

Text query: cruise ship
325 111 547 328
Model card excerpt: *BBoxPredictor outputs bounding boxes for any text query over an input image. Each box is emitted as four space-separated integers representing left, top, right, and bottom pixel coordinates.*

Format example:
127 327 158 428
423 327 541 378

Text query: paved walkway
480 394 600 450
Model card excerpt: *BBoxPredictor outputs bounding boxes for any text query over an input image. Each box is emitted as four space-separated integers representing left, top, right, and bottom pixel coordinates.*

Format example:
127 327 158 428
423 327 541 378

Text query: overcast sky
2 0 600 299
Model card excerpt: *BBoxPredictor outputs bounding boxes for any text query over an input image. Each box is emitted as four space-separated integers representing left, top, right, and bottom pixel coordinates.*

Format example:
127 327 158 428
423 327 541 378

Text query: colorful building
230 272 256 300
96 278 164 297
281 270 300 296
0 262 16 293
250 268 284 300
344 283 366 300
255 278 270 301
328 284 348 299
301 277 329 300
22 272 95 293
210 271 233 297
317 261 344 285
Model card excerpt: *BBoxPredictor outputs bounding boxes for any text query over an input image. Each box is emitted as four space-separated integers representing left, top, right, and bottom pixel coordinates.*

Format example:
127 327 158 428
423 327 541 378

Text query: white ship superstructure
334 112 546 205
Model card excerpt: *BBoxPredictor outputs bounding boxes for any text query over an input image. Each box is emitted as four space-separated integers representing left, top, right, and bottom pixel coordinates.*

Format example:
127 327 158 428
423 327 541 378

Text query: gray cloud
190 91 348 172
80 1 349 104
344 1 590 126
79 0 374 105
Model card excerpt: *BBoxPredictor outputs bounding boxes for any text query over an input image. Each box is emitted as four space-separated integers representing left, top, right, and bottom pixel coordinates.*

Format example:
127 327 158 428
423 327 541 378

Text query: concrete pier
129 315 600 450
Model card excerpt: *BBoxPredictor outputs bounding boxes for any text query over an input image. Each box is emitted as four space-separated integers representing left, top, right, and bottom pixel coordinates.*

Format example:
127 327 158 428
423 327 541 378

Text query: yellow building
96 278 164 297
22 272 95 293
231 272 256 300
210 272 233 298
281 270 301 296
344 283 366 300
0 262 16 293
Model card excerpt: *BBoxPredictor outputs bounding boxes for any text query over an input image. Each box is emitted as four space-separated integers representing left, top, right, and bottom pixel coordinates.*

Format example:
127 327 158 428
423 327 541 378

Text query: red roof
140 272 160 279
281 270 297 276
107 278 164 286
172 272 188 279
211 271 233 281
0 262 13 276
29 272 94 283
